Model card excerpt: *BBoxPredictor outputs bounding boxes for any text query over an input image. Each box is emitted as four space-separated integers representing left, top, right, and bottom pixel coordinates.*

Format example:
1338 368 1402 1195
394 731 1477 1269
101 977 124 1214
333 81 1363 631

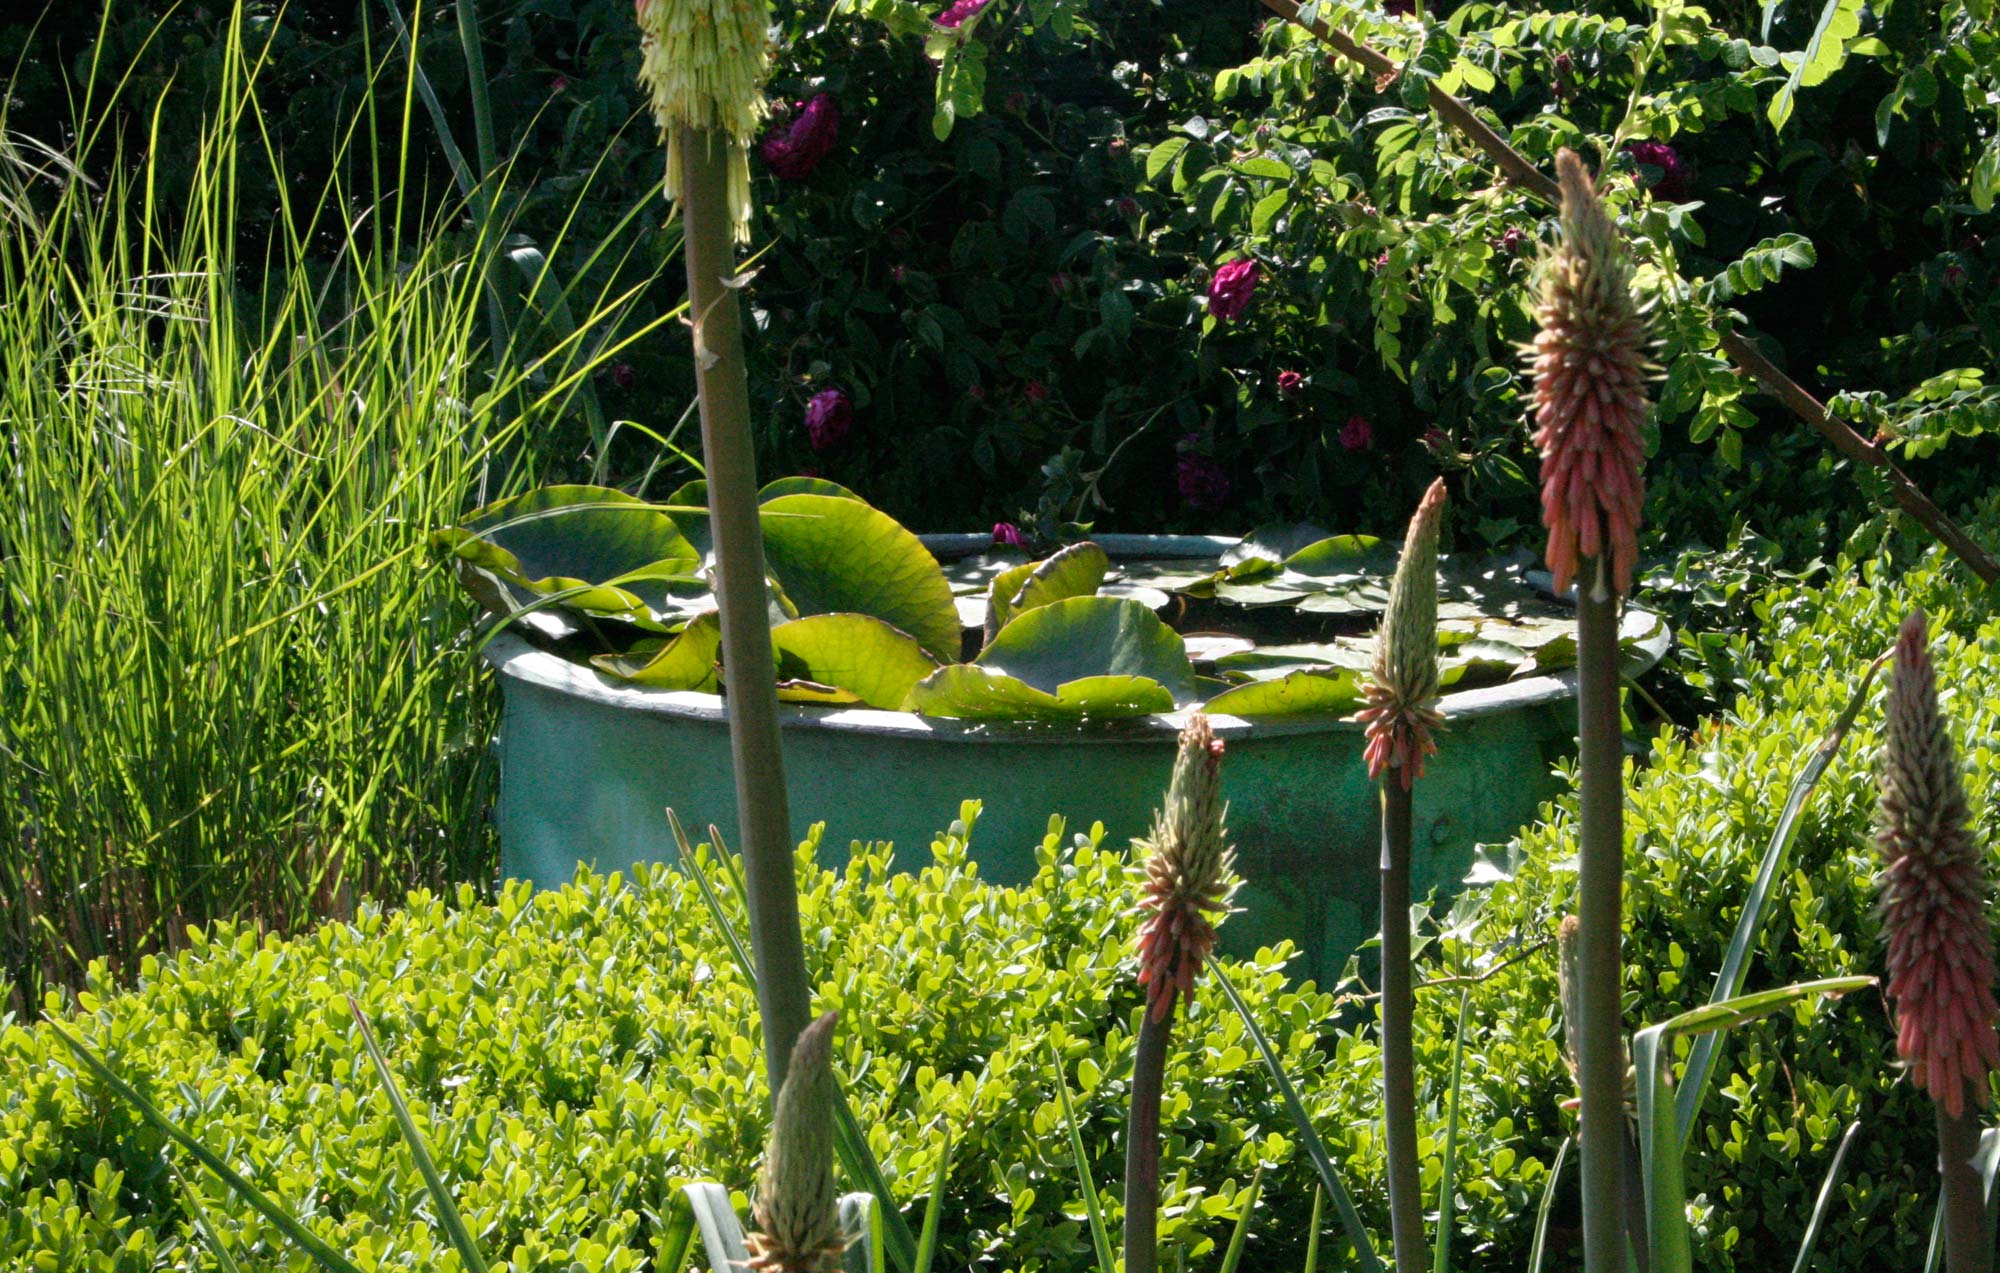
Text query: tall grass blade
173 1164 245 1273
657 1189 698 1273
1791 1120 1861 1273
1303 1186 1324 1273
347 997 492 1272
45 1020 367 1273
1432 988 1471 1273
1207 955 1383 1273
1047 1040 1117 1272
672 812 920 1273
913 1131 956 1273
1674 652 1888 1151
1218 1164 1265 1273
1528 1137 1572 1273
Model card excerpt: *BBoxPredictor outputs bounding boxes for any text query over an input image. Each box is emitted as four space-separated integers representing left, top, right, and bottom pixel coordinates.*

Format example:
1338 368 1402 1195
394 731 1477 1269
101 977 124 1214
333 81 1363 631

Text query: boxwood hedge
3 551 1995 1271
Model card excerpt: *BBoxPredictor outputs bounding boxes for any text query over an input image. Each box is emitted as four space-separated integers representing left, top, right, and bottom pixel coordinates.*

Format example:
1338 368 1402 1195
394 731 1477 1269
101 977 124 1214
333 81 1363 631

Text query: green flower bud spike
1359 476 1447 790
748 1010 846 1273
635 0 771 241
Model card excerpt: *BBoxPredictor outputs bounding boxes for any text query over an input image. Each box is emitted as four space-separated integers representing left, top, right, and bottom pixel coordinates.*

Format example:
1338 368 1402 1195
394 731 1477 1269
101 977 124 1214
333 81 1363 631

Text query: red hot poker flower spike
1135 715 1236 1023
1359 478 1447 790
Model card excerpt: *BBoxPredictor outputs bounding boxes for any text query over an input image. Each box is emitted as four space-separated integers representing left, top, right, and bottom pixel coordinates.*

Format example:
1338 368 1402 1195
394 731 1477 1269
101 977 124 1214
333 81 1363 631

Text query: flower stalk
1877 611 1998 1273
1358 477 1447 1273
644 0 812 1098
1125 715 1234 1273
1529 148 1650 1273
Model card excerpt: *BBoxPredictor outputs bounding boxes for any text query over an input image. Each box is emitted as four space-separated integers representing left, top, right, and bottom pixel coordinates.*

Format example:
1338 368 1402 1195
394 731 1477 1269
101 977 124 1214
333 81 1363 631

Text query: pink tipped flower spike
1359 478 1447 789
1877 611 2000 1120
1527 149 1651 600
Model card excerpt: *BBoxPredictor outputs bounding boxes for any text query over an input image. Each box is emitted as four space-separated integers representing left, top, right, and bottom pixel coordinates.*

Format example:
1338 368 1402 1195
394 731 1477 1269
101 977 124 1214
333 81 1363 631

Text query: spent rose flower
1048 272 1072 296
1207 258 1260 323
1116 196 1140 219
1277 369 1304 397
550 75 571 95
1626 140 1690 202
1877 611 2000 1120
934 0 990 28
804 387 852 451
760 93 841 180
1023 379 1049 404
1339 414 1374 452
610 362 638 389
991 522 1025 549
1176 437 1231 510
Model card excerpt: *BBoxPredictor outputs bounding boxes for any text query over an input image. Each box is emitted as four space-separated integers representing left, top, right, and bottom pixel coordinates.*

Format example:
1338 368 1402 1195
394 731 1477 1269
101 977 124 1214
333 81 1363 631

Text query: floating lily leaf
437 485 699 628
1222 522 1335 568
760 494 963 663
1283 533 1396 578
770 614 941 710
940 551 1032 596
1097 582 1171 611
668 476 863 563
1294 580 1393 615
1214 579 1316 607
987 542 1109 642
1215 640 1373 676
775 678 862 706
905 665 1173 720
1183 633 1256 663
1204 668 1365 717
979 596 1198 704
1439 639 1524 688
592 611 721 690
1110 558 1235 593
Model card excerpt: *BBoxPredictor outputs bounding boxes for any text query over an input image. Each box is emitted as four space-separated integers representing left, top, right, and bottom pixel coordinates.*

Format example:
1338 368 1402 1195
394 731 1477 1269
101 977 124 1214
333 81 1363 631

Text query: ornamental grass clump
1528 147 1652 1273
1357 477 1447 1273
1876 611 1999 1273
748 1011 847 1273
1126 715 1236 1273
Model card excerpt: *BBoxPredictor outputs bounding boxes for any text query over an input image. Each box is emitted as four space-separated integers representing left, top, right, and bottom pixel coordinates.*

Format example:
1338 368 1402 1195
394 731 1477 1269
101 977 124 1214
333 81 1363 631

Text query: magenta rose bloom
1625 140 1690 201
761 94 841 180
804 388 852 452
935 0 991 27
1339 414 1373 452
992 522 1026 549
1024 379 1049 404
1207 259 1260 323
1277 369 1303 397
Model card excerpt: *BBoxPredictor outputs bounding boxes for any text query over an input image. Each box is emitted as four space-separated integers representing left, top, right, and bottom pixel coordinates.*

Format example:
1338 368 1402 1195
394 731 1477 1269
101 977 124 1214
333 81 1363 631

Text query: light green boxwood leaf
1203 668 1364 717
978 596 1197 705
771 614 941 710
760 494 963 663
591 611 721 690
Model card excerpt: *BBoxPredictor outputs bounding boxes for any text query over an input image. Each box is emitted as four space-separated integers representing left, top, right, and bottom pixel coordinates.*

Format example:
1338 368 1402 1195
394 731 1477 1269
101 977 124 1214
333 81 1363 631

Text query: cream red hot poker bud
1359 478 1447 790
1135 715 1236 1023
635 0 771 241
1527 149 1652 600
1876 611 2000 1120
748 1010 846 1273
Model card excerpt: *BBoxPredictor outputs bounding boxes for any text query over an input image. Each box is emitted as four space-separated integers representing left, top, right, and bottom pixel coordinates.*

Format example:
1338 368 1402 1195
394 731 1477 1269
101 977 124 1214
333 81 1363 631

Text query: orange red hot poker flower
1876 611 2000 1120
1527 149 1651 599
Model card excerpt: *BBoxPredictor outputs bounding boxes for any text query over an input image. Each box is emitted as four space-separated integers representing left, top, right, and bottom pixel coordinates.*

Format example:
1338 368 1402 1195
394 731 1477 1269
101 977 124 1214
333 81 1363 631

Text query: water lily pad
1183 633 1256 663
1284 533 1396 578
1223 522 1336 569
978 596 1198 705
987 541 1108 641
666 476 862 563
438 485 699 629
770 614 941 710
1203 668 1365 717
940 550 1032 596
759 494 962 663
905 665 1172 720
591 611 721 689
1111 558 1234 592
1294 579 1394 615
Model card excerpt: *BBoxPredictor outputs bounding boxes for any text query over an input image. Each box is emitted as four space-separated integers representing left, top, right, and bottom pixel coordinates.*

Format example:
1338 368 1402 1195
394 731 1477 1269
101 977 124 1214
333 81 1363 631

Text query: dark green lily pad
759 494 962 663
438 485 699 630
1283 533 1396 578
1204 668 1365 717
1222 522 1335 568
591 611 721 690
987 541 1109 642
666 476 862 564
770 614 941 710
979 596 1197 705
904 665 1173 720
